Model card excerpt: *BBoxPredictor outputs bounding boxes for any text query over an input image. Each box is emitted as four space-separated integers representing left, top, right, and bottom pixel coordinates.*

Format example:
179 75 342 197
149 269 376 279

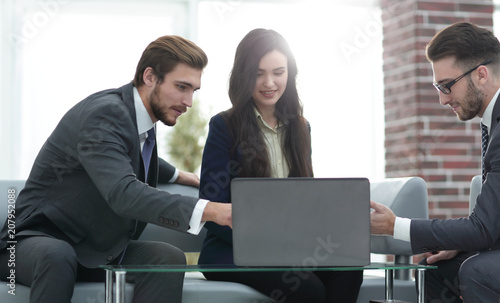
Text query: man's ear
476 64 489 85
142 67 157 87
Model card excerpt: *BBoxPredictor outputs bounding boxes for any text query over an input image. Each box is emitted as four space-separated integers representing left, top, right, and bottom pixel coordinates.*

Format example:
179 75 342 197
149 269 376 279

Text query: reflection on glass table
100 262 436 303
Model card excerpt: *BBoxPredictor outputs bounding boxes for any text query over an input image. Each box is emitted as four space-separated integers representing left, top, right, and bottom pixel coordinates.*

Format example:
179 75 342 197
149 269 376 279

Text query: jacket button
107 256 114 261
173 222 179 227
159 217 164 223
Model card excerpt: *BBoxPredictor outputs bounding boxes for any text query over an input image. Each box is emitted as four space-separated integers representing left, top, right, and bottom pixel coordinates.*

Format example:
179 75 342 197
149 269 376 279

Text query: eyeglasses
433 59 492 94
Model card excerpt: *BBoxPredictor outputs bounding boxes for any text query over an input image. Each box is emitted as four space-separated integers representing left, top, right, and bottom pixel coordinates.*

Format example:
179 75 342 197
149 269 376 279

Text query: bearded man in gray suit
0 35 231 303
371 22 500 303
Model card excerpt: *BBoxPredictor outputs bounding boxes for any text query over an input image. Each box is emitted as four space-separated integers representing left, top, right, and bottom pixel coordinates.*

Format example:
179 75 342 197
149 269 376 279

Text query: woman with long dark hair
198 28 362 302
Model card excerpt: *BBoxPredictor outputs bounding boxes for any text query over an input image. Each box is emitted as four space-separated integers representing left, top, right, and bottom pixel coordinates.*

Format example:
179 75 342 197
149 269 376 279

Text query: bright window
1 0 384 181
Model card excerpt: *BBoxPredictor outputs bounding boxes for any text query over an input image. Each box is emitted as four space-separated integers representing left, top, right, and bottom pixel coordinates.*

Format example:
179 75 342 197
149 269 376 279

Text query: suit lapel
121 82 138 131
121 82 159 185
483 94 500 176
119 83 148 181
491 94 500 129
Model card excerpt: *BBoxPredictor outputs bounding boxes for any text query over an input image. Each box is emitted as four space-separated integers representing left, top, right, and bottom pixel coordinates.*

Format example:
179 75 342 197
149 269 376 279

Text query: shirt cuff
393 217 411 242
168 168 180 183
187 199 208 235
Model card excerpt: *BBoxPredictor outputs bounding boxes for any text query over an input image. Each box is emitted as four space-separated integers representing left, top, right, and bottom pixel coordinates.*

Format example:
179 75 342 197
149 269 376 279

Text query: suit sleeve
410 124 500 253
158 157 177 183
199 114 235 244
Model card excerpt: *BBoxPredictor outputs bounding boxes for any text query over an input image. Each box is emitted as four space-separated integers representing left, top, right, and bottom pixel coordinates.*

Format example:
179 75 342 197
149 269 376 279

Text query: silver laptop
231 177 370 267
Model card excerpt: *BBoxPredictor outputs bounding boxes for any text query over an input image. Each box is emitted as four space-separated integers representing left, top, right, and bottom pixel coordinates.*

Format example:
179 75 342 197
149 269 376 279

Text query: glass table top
100 262 437 273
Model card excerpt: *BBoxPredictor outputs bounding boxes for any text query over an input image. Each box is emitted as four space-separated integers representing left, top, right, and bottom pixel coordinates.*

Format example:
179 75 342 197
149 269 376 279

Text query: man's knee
7 237 78 291
33 239 78 274
458 255 479 284
458 254 487 291
126 241 187 265
151 242 186 265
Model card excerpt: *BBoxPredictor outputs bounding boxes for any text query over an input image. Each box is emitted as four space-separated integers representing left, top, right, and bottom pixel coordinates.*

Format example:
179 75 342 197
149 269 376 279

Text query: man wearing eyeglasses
371 21 500 302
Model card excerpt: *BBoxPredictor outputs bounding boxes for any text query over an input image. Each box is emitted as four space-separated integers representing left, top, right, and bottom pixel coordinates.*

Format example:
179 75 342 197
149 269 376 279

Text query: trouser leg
119 240 186 303
0 236 78 303
315 270 363 303
204 270 326 303
416 251 474 303
459 250 500 303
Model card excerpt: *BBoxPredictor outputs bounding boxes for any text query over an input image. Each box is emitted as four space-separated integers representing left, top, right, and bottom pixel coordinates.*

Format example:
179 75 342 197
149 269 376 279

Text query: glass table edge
99 262 437 273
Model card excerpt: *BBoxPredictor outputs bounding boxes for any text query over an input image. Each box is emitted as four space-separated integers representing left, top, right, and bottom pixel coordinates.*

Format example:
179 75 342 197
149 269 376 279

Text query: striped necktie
481 122 489 183
142 127 156 180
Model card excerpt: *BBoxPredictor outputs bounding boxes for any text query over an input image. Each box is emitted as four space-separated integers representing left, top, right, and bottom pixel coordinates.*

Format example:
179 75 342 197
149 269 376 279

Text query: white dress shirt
133 87 207 234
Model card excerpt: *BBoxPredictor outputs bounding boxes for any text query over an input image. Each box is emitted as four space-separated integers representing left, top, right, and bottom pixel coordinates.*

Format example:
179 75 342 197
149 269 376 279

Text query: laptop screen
231 177 371 267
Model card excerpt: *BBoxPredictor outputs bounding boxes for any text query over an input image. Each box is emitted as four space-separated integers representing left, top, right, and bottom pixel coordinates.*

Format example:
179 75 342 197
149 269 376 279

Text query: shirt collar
481 87 500 130
253 106 284 131
133 86 154 135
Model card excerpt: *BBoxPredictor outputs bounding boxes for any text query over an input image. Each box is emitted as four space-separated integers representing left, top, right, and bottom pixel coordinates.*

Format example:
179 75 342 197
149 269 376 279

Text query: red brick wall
381 0 494 218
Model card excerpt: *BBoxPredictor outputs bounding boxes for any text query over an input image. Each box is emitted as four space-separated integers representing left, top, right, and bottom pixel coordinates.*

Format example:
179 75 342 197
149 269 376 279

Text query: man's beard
150 86 175 126
456 77 484 121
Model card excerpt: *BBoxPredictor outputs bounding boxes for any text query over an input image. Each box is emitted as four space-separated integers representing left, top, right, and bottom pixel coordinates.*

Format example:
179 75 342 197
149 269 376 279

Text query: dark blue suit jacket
198 112 312 265
198 113 238 265
0 83 198 267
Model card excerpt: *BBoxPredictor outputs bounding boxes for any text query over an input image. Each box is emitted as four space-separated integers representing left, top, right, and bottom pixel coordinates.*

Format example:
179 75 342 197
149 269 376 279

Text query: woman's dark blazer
198 112 311 265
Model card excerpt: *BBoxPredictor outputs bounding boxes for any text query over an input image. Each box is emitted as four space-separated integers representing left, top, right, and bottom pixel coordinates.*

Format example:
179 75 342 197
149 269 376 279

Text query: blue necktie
142 127 156 180
481 123 489 183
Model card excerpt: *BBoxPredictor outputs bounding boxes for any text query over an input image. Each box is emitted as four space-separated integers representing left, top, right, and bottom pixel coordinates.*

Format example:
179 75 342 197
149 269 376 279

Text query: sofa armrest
469 175 481 215
370 177 428 256
0 180 26 225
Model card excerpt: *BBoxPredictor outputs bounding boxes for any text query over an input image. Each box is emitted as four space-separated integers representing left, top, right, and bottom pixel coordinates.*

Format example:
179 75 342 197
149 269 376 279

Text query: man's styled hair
426 21 500 74
133 35 208 87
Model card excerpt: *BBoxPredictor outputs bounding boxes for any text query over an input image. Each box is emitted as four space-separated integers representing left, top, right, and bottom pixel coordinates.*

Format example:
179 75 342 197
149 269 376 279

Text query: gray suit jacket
0 83 198 267
411 94 500 253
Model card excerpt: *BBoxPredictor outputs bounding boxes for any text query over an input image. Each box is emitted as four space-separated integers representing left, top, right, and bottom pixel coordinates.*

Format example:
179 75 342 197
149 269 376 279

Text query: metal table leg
105 269 113 303
417 268 425 303
385 268 394 301
370 268 413 303
115 271 126 303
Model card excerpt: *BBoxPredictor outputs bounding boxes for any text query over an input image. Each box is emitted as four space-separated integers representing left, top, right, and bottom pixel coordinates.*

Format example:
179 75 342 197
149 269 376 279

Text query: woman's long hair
225 28 313 178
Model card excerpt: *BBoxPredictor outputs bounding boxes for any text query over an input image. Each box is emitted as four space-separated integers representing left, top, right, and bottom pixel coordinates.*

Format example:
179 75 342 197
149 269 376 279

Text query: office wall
381 0 494 218
1 0 384 181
